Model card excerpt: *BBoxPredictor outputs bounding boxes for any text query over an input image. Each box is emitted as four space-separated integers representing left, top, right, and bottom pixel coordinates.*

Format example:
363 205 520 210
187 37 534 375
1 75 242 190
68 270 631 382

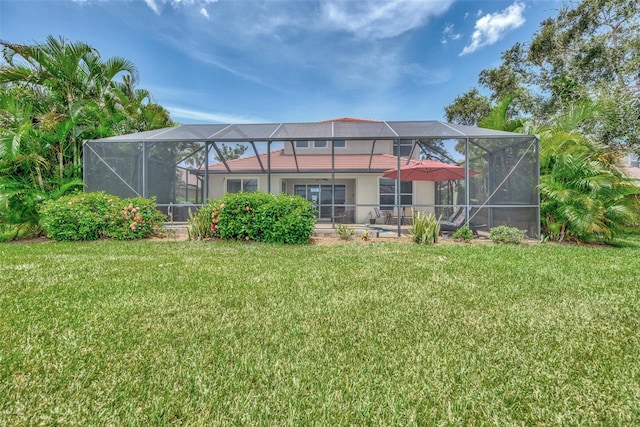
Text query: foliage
253 194 316 244
38 192 165 241
361 229 371 241
335 223 355 241
213 143 248 162
186 207 211 241
444 0 640 152
489 225 527 244
480 97 640 244
0 36 173 232
409 211 440 245
537 103 640 242
444 88 492 126
452 225 474 242
189 192 316 244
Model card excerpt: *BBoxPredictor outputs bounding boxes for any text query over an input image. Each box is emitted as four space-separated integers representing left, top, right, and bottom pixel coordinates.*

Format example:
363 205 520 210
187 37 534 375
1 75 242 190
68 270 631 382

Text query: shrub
186 208 210 240
39 192 111 241
253 194 316 244
409 211 440 245
335 223 355 240
489 225 527 244
452 225 474 242
39 192 166 241
189 192 316 244
102 197 167 240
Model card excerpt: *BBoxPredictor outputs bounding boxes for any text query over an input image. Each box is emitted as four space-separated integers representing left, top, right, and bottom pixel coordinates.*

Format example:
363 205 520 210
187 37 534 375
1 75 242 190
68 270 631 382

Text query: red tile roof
318 117 381 123
207 149 411 173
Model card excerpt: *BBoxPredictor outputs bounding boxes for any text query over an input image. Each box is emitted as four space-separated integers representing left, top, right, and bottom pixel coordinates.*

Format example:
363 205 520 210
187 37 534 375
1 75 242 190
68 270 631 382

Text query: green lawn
2 240 640 425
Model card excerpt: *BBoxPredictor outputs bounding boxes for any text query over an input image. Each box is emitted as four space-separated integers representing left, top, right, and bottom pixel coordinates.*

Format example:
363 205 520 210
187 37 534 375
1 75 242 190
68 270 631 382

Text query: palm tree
481 97 640 242
0 36 173 236
536 103 640 241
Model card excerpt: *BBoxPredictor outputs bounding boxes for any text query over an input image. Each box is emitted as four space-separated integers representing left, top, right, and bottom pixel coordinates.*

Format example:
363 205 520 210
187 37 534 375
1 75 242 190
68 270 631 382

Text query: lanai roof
89 119 534 145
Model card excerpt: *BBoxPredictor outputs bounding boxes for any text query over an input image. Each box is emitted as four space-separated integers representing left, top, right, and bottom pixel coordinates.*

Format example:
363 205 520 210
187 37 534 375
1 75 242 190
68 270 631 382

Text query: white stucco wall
207 173 438 223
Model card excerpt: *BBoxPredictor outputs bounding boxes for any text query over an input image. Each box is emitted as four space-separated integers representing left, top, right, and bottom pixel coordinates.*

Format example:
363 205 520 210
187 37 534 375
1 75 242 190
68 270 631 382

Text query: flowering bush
189 192 316 244
489 225 527 244
39 192 166 241
102 197 167 240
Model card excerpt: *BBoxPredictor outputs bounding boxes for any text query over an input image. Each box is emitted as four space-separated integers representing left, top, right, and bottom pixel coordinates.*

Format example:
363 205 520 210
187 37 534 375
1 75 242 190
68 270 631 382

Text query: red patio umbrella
382 159 478 181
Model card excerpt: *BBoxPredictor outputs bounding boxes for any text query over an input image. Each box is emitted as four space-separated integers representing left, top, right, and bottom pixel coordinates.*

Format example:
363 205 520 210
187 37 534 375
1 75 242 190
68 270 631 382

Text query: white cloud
144 0 159 14
167 106 265 124
143 0 218 15
460 2 525 56
441 23 461 44
320 0 453 40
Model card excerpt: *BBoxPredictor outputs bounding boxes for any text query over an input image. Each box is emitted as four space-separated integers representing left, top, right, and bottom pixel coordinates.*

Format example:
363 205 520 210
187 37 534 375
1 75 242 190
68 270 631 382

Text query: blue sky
0 0 560 124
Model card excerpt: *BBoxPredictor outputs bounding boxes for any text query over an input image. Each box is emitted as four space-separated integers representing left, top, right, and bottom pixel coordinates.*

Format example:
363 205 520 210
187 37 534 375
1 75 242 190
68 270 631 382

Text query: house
84 118 540 236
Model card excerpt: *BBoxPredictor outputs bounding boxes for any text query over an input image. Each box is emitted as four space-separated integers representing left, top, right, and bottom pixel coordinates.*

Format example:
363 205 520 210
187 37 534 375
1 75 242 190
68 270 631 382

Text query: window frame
333 140 346 149
378 177 413 209
227 178 259 193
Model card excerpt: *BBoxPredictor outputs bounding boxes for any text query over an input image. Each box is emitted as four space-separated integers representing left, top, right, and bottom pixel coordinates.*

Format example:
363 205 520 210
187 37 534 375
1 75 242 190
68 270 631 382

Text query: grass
1 239 640 425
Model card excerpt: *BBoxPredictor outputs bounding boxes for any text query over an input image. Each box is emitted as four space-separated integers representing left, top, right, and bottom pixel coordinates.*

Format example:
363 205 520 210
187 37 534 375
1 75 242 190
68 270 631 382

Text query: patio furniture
439 207 484 236
391 207 412 225
375 207 393 224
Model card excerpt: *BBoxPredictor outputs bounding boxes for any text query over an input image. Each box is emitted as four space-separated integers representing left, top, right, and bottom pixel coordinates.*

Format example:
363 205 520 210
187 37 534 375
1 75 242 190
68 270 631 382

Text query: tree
444 88 492 126
0 36 174 236
444 0 640 151
481 97 640 243
214 143 248 162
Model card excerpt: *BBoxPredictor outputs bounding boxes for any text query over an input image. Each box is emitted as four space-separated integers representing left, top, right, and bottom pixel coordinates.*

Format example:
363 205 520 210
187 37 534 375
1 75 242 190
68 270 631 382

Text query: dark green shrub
489 225 527 244
189 192 316 244
39 192 112 241
215 192 273 241
254 194 316 244
39 192 166 241
452 225 474 242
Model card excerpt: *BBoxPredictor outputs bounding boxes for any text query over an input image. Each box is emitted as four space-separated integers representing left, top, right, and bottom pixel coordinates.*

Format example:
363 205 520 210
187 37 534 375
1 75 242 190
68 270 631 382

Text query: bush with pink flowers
39 192 166 241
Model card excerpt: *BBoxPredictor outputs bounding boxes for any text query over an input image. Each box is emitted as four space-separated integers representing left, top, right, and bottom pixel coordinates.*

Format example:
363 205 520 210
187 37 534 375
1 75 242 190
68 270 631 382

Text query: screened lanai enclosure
84 119 539 237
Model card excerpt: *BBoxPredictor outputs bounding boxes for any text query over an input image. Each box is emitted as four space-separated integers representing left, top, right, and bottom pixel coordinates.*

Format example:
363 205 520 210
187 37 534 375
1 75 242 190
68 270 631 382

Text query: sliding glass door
294 184 346 220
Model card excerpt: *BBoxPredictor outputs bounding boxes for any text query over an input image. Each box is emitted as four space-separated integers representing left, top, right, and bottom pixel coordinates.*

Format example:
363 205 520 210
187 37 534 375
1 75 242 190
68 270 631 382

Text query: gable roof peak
319 117 381 123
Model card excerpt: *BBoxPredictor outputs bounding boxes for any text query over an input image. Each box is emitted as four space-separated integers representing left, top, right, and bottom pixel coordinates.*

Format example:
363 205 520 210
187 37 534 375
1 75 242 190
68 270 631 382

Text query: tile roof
207 149 412 173
318 117 381 123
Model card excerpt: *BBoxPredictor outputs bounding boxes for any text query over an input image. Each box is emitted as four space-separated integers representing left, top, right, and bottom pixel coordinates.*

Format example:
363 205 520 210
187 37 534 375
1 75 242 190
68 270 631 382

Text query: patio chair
439 207 481 236
375 207 393 224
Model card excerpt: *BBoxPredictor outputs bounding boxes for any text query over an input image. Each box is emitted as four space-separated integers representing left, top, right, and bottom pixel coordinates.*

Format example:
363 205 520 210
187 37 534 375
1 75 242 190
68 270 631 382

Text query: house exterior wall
282 139 395 156
208 172 437 223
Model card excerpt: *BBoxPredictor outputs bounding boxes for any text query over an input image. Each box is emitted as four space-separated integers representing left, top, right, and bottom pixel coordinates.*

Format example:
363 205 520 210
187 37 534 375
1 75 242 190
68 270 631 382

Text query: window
379 178 412 208
314 140 327 148
227 178 258 193
333 140 346 148
295 140 309 148
393 139 413 157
